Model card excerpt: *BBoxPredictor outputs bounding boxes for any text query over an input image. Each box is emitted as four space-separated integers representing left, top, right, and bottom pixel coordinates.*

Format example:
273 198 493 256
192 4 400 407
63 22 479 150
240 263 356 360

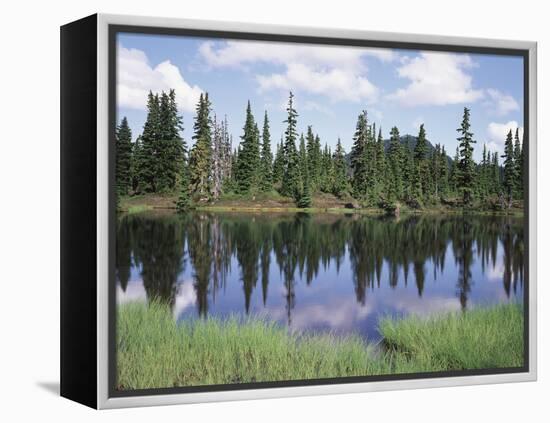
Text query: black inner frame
108 23 530 398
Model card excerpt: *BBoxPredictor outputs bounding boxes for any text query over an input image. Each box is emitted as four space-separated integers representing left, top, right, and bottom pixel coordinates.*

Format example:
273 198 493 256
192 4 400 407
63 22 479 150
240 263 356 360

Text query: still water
116 212 524 341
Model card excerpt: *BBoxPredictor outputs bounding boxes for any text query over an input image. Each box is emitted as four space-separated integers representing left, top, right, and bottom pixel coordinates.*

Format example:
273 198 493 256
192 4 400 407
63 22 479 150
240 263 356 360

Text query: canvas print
113 31 526 392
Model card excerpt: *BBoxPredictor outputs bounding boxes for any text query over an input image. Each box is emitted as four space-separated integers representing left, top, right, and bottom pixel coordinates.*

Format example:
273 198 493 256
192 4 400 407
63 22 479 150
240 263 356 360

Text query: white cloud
199 40 396 69
486 121 524 153
484 89 519 115
256 63 379 103
117 45 203 112
389 52 484 106
302 100 335 116
173 280 197 319
199 40 394 103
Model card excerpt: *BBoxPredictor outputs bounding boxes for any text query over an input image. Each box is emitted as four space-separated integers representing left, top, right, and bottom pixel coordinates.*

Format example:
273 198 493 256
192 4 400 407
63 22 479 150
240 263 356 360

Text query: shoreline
121 202 524 217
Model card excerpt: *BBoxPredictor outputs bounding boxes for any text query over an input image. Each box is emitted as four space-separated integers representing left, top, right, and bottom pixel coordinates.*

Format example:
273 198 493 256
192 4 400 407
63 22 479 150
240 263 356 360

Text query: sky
116 32 524 161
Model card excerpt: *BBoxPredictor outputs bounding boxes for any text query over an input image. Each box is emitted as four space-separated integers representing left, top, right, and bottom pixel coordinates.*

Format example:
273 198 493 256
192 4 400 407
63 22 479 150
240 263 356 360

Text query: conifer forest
116 90 524 214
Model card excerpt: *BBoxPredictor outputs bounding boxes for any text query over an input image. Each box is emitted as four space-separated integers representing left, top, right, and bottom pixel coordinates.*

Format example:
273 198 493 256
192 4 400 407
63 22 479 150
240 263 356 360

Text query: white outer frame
96 13 537 409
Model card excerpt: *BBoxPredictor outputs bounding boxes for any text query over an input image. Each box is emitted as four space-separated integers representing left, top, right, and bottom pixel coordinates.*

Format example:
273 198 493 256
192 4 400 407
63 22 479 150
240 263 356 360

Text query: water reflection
116 212 524 340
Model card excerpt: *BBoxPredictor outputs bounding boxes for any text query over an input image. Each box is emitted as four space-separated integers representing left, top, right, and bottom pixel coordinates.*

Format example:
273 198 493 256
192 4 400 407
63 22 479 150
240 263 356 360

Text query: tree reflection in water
116 212 524 326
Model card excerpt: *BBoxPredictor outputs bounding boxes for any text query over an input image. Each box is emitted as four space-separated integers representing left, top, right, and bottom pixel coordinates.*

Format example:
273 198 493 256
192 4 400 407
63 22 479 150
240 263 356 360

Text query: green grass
379 303 524 371
126 204 153 214
116 301 524 390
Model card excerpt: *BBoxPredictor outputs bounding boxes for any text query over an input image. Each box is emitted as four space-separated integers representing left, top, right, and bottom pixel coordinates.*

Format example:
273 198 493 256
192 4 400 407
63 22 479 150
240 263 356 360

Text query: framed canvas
60 13 537 409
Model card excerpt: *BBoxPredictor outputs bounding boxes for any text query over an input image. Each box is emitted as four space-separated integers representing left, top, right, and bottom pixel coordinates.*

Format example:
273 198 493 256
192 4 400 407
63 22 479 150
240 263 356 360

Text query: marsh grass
117 301 524 390
379 303 524 371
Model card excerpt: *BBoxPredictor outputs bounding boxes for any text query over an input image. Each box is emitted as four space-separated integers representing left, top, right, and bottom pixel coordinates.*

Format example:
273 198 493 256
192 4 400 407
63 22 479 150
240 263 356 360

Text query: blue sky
117 32 524 160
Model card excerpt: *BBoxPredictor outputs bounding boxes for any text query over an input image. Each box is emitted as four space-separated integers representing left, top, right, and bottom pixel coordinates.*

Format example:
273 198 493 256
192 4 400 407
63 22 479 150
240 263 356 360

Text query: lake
116 212 524 341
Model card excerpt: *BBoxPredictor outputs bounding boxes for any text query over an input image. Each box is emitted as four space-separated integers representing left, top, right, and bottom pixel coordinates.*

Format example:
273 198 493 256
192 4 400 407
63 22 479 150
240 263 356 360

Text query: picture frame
60 13 537 409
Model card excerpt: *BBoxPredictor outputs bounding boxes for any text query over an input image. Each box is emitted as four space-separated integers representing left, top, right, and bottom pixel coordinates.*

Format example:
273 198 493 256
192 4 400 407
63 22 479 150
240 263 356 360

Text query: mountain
383 134 453 165
344 134 453 167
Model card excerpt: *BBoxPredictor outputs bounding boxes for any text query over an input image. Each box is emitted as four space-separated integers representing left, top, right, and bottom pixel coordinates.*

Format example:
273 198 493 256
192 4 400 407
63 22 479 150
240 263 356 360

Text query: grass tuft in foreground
117 301 524 390
379 303 524 371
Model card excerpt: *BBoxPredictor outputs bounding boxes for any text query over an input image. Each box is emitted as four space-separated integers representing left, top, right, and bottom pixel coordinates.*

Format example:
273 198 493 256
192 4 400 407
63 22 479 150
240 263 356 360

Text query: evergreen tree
297 170 312 208
320 144 334 193
413 124 428 201
387 126 403 201
211 114 224 199
402 137 415 201
450 146 460 194
439 146 449 196
130 135 142 193
479 144 489 200
491 152 500 195
259 111 273 192
298 133 308 185
137 91 161 192
363 124 377 204
272 138 285 185
456 107 476 205
502 129 516 205
375 128 386 198
281 92 301 199
350 111 368 199
236 101 261 193
176 156 191 213
115 116 133 196
158 90 184 191
189 93 213 198
514 128 523 198
219 116 233 191
430 144 442 200
332 138 348 197
306 126 321 191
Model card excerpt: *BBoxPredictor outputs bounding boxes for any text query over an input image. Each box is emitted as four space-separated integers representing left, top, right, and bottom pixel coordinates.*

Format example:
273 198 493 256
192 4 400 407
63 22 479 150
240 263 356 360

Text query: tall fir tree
219 116 233 192
306 126 321 191
430 144 442 200
297 169 312 208
236 101 261 193
332 138 348 198
387 126 403 201
115 116 133 196
439 145 449 196
176 154 191 213
137 91 161 193
210 114 224 199
281 92 301 199
375 128 386 198
501 129 517 205
491 152 500 194
130 135 142 193
350 111 368 199
363 124 377 204
259 111 273 192
450 146 460 194
319 144 334 193
402 142 415 201
298 133 308 187
189 92 212 198
514 128 523 199
272 138 285 185
456 107 477 205
158 89 185 191
479 144 489 199
413 124 428 201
